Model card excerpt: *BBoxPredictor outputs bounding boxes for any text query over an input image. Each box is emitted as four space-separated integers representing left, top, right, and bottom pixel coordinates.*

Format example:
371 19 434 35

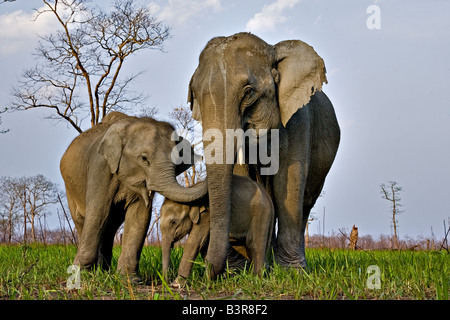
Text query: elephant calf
160 175 274 284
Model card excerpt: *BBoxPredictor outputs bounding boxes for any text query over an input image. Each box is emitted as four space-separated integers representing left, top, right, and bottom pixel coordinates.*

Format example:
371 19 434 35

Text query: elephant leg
72 165 119 269
117 198 152 276
248 243 265 275
97 203 126 270
178 224 209 279
66 193 84 243
273 160 308 268
74 201 114 269
247 208 271 274
73 218 84 244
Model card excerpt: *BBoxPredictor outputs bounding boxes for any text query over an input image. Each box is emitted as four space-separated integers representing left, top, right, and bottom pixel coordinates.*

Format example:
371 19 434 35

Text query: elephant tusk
237 146 245 165
141 190 154 208
141 190 150 208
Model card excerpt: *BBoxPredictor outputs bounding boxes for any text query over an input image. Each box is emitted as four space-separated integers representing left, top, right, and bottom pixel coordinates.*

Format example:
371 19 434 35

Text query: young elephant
160 175 274 283
60 112 207 276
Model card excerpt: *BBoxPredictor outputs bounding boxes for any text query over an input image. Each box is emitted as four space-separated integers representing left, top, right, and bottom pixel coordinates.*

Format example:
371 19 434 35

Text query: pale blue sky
1 0 449 239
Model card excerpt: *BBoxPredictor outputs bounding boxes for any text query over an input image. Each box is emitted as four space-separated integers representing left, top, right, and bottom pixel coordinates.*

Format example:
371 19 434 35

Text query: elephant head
187 32 327 277
160 198 207 280
98 117 208 205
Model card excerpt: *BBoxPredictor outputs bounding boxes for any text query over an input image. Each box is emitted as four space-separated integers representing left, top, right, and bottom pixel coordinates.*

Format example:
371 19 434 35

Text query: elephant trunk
156 165 208 203
201 108 237 278
161 236 172 282
203 163 233 278
190 59 242 278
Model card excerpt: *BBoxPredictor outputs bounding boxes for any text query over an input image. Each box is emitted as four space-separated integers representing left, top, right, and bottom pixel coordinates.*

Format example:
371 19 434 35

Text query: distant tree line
307 231 446 251
0 175 74 245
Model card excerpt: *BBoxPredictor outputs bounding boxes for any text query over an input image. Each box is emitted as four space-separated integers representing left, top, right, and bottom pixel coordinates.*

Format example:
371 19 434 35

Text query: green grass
0 244 448 300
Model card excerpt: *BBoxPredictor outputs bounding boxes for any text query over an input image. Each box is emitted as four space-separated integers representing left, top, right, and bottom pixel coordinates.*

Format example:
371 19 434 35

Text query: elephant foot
117 258 140 277
274 247 308 270
170 276 187 288
204 259 223 280
117 265 143 284
116 271 144 285
73 253 97 270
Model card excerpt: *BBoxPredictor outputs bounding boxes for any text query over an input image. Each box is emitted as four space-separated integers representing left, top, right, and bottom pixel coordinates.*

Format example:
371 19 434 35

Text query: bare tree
2 175 59 243
21 175 59 243
11 0 170 133
56 193 77 245
380 181 404 249
305 214 315 247
0 177 20 243
168 106 206 186
0 108 8 134
440 218 449 252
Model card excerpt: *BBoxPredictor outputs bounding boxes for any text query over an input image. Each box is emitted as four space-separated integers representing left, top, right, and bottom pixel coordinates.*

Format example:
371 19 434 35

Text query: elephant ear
188 72 202 122
188 206 201 224
189 205 207 224
274 40 328 126
98 122 128 174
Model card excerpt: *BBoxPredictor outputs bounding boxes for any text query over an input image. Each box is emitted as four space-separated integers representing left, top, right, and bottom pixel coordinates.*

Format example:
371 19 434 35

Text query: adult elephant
60 112 207 276
188 32 340 278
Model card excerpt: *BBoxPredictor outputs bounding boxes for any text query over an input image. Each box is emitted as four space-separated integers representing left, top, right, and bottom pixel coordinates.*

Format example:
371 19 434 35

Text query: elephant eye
241 85 257 108
140 154 150 165
244 86 255 99
244 87 254 97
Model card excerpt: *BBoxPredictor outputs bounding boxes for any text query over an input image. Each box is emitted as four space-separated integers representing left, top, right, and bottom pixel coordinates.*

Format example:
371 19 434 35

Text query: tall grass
0 244 448 300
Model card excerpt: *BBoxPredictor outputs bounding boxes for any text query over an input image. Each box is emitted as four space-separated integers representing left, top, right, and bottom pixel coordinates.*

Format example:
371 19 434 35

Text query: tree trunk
23 189 27 245
7 208 13 244
349 225 358 250
183 171 190 187
392 190 397 249
30 213 36 243
191 162 197 185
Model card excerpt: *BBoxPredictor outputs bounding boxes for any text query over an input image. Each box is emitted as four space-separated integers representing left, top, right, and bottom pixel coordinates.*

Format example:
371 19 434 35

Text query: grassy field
0 244 448 300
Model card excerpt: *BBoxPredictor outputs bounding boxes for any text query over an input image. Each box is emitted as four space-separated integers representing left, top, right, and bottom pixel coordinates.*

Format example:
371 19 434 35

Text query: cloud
314 13 322 26
151 0 222 27
0 7 59 56
245 0 300 33
327 68 340 77
0 1 223 55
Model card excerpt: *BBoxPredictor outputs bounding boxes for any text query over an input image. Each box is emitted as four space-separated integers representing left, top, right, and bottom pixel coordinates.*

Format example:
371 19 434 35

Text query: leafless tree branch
10 0 170 132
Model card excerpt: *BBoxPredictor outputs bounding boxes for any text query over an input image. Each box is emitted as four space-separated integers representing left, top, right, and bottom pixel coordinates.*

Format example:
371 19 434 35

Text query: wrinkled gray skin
60 112 208 276
160 175 274 283
188 32 340 277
